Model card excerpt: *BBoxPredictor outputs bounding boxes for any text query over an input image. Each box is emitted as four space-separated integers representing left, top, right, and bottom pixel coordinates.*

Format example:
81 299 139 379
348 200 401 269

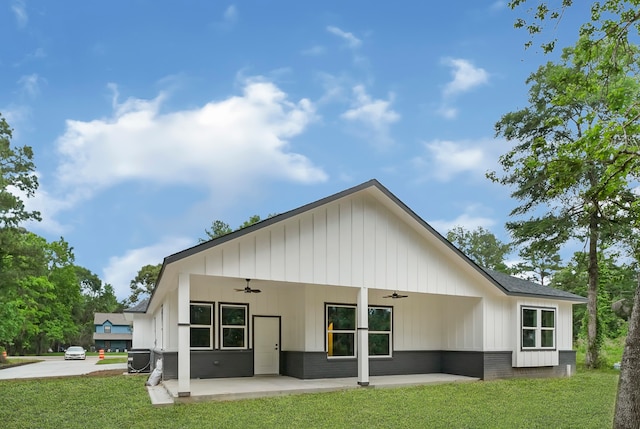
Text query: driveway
0 356 127 380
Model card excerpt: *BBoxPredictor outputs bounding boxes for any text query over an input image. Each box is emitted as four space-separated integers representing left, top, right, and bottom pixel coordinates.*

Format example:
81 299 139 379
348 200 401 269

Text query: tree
509 1 640 54
616 270 640 428
512 246 562 286
509 1 640 423
446 226 512 273
73 266 123 346
0 113 40 228
200 220 232 243
490 38 640 368
199 214 276 242
127 263 161 306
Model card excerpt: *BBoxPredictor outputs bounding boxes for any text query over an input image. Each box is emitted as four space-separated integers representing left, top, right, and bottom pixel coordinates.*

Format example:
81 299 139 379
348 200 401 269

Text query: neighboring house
125 179 586 398
94 313 133 351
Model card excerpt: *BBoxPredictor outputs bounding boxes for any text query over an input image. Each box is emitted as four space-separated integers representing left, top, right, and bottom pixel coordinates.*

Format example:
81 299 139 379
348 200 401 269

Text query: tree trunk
585 214 600 368
613 273 640 428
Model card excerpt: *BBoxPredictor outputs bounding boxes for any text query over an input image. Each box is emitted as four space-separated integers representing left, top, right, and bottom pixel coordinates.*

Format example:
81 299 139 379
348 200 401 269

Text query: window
326 304 393 358
220 304 248 349
327 305 356 357
368 307 392 357
521 306 555 350
104 325 111 334
190 303 213 349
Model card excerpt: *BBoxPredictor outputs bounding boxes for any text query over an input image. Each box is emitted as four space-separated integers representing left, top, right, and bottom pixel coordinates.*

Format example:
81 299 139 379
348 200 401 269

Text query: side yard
0 370 618 428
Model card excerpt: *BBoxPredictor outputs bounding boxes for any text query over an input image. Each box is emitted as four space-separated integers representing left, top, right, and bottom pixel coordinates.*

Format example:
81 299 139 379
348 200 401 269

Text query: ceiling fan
235 279 261 293
383 291 408 299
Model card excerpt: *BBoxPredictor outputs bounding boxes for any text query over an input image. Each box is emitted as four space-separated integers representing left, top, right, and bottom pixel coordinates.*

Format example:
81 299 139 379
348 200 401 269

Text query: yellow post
328 322 333 356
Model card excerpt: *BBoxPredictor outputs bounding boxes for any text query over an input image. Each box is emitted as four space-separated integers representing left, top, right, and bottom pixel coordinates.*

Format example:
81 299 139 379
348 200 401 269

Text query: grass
0 370 618 429
575 336 626 369
97 356 128 365
0 357 42 369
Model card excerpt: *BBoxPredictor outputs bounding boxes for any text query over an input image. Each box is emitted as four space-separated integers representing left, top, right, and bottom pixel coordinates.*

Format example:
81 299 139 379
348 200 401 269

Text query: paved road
0 356 128 380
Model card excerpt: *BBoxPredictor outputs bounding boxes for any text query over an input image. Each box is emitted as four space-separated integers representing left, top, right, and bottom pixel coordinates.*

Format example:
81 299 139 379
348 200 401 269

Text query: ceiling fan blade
251 289 262 293
383 292 408 299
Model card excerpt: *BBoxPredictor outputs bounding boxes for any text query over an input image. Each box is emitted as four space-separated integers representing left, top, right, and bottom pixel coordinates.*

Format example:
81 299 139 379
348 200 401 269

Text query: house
125 179 586 398
93 313 133 351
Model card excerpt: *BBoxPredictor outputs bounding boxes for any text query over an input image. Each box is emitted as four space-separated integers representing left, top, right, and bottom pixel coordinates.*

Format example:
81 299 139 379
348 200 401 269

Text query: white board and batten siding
193 192 500 300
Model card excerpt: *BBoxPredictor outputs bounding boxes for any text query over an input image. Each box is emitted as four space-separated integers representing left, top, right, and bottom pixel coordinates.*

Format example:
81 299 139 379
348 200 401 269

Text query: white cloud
341 85 400 147
436 106 458 120
437 58 489 119
428 207 496 236
327 26 362 49
103 237 193 300
490 1 506 11
18 73 42 98
224 5 238 24
301 45 326 56
50 77 326 217
414 139 493 182
442 58 489 98
12 0 27 28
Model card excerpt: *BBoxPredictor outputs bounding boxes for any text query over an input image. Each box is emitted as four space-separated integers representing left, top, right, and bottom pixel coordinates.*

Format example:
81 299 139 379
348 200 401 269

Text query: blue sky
1 1 593 300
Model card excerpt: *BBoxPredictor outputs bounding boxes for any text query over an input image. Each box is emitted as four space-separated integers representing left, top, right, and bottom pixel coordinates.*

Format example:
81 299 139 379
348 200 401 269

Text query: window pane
522 329 536 347
522 309 537 327
327 306 355 330
221 307 246 325
369 308 391 331
222 327 245 348
541 310 555 328
369 333 390 356
191 305 211 325
541 330 554 347
190 327 210 348
327 332 354 356
104 325 111 333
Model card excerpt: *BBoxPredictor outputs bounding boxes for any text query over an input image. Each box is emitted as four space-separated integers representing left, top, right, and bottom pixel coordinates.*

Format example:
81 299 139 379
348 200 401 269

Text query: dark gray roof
124 298 149 313
481 268 587 302
94 312 130 325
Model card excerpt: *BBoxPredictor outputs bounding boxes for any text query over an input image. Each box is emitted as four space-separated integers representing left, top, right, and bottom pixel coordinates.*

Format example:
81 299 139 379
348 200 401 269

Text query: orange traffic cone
2 350 6 359
99 349 104 360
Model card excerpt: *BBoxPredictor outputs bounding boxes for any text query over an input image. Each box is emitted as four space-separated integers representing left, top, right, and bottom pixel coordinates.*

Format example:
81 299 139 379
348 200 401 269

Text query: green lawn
96 356 128 365
0 370 618 429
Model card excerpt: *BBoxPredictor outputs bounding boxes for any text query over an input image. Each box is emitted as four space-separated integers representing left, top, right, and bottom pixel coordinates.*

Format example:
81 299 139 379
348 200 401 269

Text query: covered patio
147 373 480 405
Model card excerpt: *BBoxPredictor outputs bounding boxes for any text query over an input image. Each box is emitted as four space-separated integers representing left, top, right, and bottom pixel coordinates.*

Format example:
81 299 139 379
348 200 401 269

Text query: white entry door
254 316 280 375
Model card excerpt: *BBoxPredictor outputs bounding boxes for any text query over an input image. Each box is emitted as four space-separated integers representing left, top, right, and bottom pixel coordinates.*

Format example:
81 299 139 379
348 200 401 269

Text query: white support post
177 273 191 396
357 286 369 386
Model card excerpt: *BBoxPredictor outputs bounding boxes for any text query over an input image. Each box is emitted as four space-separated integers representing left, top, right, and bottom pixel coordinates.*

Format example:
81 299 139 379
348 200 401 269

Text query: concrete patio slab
155 373 479 404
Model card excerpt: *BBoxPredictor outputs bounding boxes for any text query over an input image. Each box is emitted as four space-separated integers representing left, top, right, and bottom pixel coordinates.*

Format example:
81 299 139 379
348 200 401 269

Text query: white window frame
326 304 394 359
103 324 111 334
326 304 357 359
368 306 393 358
219 303 248 350
190 302 214 350
521 306 556 350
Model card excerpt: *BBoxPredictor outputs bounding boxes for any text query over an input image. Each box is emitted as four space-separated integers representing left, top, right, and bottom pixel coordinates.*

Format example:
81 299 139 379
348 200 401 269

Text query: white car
64 346 86 360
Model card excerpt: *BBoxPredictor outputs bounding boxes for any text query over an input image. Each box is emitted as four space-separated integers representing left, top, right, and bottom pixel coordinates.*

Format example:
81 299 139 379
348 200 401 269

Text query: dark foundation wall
152 350 254 380
281 350 577 380
483 350 576 380
154 349 577 381
282 350 478 379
